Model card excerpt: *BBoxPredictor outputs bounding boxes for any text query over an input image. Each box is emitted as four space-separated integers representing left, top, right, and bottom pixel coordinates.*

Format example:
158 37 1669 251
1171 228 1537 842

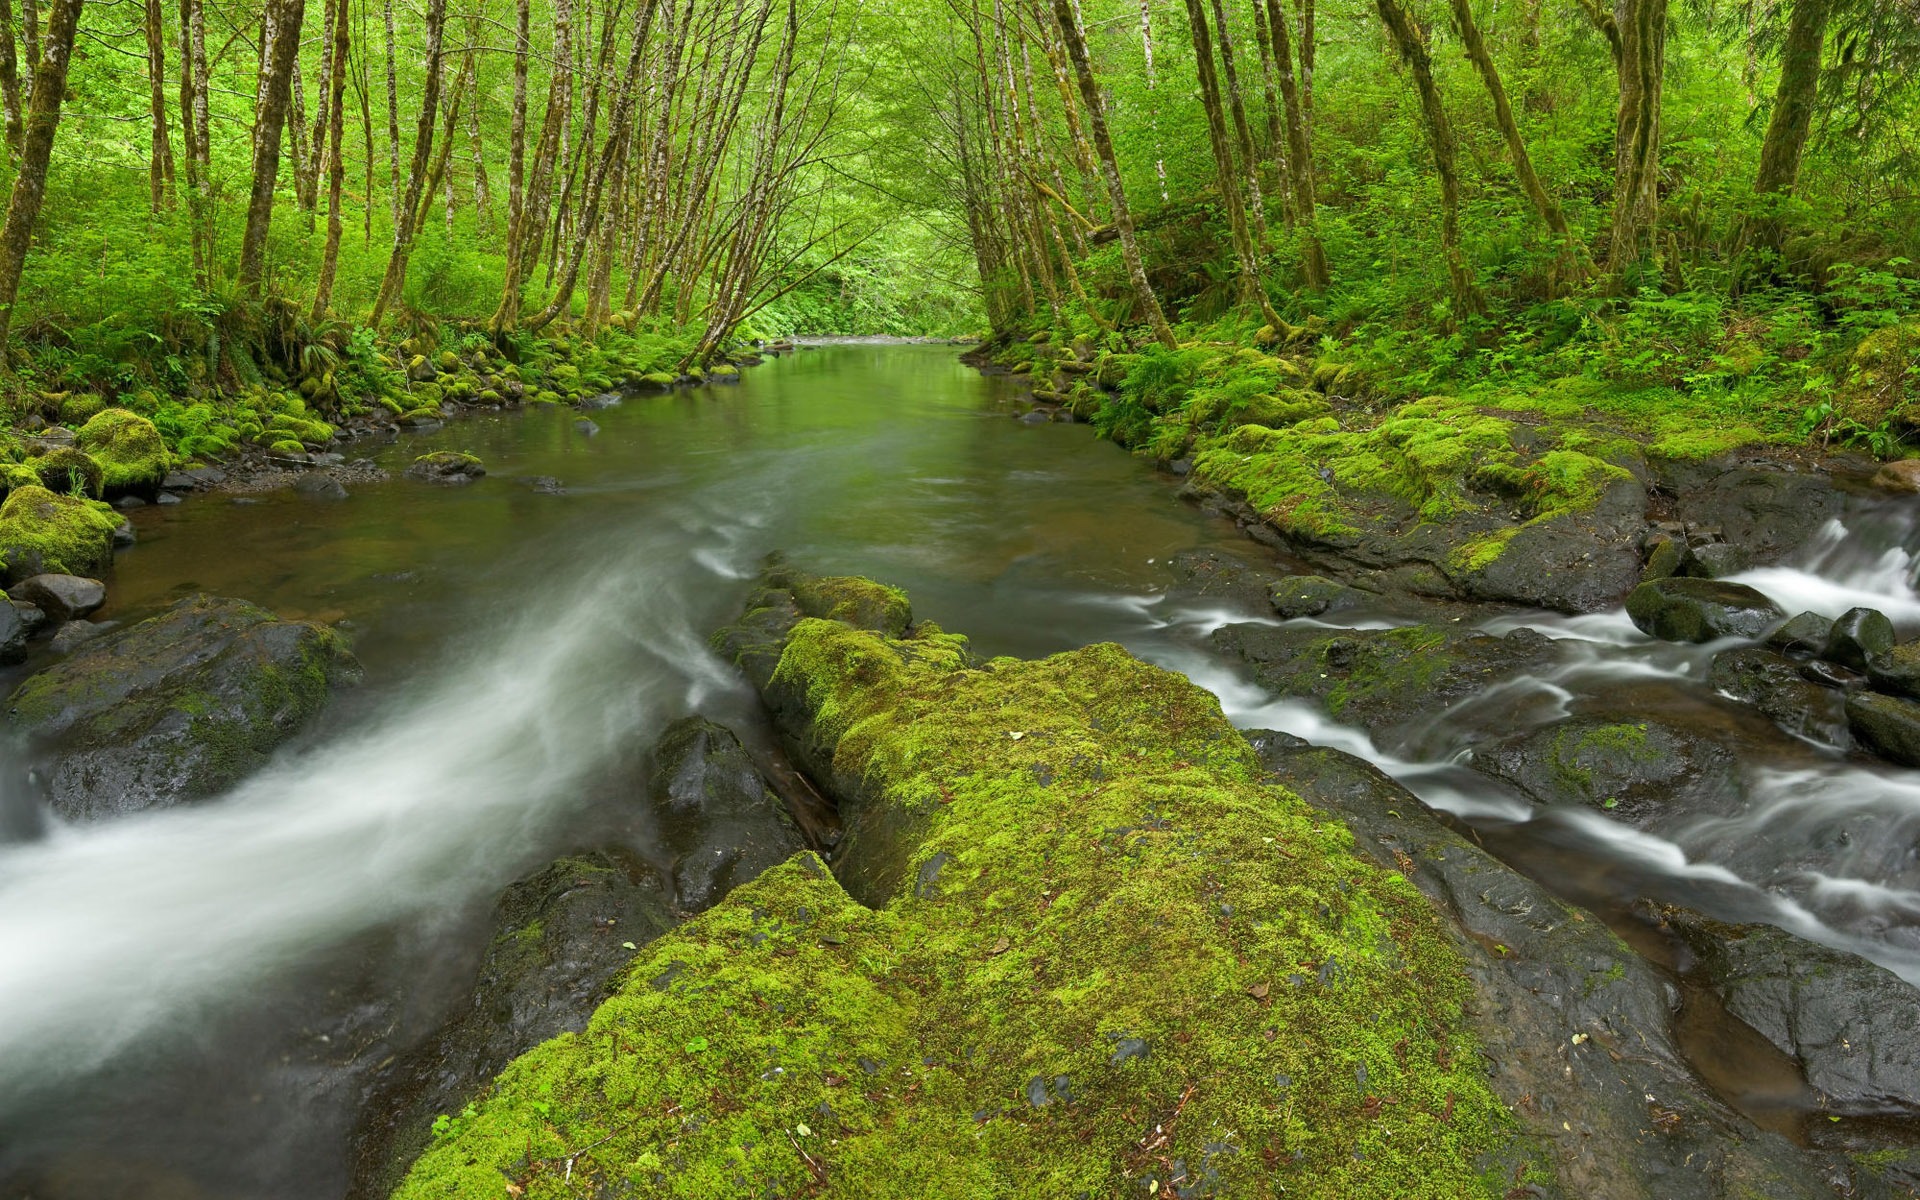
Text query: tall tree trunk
311 0 350 319
0 0 19 155
1249 0 1292 214
1377 0 1475 316
465 63 490 229
1261 0 1327 286
1445 0 1570 240
1607 0 1666 287
0 0 80 360
1738 0 1830 258
1137 0 1168 201
237 0 306 294
178 0 209 282
1208 0 1269 245
306 0 339 213
506 0 529 239
1185 0 1276 320
145 0 172 210
382 0 401 229
20 0 38 89
1052 0 1176 347
370 0 446 322
490 0 573 333
1295 0 1312 114
287 62 314 217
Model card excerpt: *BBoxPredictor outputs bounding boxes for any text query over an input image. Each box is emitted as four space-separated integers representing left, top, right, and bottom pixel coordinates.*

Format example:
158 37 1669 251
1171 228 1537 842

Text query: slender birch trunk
370 0 447 322
237 0 306 294
311 0 351 319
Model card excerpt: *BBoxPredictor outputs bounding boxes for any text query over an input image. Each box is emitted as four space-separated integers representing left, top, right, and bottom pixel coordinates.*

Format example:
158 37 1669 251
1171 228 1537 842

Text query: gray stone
9 573 106 621
1766 611 1834 659
1710 648 1850 747
291 473 349 501
646 716 804 912
1824 607 1897 671
1470 712 1745 826
48 619 112 655
573 418 600 436
1846 691 1920 767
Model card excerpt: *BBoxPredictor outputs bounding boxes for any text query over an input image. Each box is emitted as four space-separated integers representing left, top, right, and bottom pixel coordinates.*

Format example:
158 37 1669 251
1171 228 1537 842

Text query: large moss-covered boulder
0 484 121 584
74 408 168 497
5 594 361 819
27 445 104 497
395 585 1544 1198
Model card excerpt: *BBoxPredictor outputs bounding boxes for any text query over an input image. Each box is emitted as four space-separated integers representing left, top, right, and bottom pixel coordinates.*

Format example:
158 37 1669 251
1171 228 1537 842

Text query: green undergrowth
396 580 1544 1198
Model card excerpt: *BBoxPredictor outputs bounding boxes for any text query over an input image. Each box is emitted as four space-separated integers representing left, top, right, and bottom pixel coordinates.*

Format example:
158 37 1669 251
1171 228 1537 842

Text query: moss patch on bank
395 582 1545 1198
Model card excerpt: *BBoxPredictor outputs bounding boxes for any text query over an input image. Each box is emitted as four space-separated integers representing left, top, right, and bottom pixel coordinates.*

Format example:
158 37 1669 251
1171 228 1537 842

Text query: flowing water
2 342 1918 1195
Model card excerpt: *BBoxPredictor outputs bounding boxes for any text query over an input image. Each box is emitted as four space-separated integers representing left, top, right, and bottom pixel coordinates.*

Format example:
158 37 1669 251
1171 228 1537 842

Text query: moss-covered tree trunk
304 0 337 218
0 0 19 156
1376 0 1476 317
309 0 351 320
1445 0 1570 243
1207 0 1269 247
1738 0 1831 259
381 0 401 230
0 0 81 361
1249 0 1292 218
143 0 171 211
235 0 303 295
177 0 209 283
1051 0 1177 347
370 0 445 323
1261 0 1327 286
1606 0 1666 288
1183 0 1281 325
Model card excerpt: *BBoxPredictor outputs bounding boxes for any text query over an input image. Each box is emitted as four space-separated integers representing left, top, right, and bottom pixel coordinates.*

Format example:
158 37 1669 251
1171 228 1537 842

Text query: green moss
59 393 105 425
74 408 169 493
1451 526 1521 572
28 447 105 497
640 370 676 388
0 484 121 580
267 439 306 456
777 568 912 635
397 587 1539 1199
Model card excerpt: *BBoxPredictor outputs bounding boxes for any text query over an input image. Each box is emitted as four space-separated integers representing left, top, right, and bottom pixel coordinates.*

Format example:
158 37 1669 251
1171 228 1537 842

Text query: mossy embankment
393 575 1546 1197
977 317 1910 612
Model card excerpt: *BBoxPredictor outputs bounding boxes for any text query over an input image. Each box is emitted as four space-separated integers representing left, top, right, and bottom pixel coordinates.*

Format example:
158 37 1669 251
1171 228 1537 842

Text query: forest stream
5 343 1920 1197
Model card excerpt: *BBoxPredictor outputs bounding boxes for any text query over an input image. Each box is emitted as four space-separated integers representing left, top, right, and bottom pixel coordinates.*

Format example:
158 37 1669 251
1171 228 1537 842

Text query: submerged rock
1710 648 1850 747
1469 712 1744 826
1211 620 1560 751
5 595 360 819
1625 577 1785 643
349 850 676 1200
404 452 485 484
1661 907 1920 1121
646 716 803 911
1267 573 1373 620
8 573 105 621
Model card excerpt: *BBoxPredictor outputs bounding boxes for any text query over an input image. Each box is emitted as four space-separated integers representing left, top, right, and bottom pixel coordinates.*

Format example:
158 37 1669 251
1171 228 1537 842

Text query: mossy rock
411 383 445 407
708 364 740 379
405 451 485 484
29 446 104 497
5 594 360 819
1470 713 1744 827
530 390 561 406
397 580 1546 1198
74 409 169 497
59 393 105 425
0 485 120 583
436 350 461 374
638 370 676 389
0 462 40 494
267 439 307 457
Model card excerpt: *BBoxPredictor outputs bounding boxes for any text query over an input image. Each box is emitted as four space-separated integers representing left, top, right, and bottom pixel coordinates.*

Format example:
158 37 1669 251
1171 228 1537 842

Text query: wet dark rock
1800 659 1866 691
291 473 349 500
1710 648 1850 747
404 452 484 485
646 716 804 912
1164 549 1281 613
1247 735 1853 1199
1626 577 1785 643
1661 907 1920 1120
526 476 566 495
1469 713 1744 826
1824 607 1896 671
1689 542 1752 579
47 618 112 655
1455 477 1650 614
1871 460 1920 495
9 573 105 621
573 418 600 436
577 391 622 410
1166 457 1192 476
157 491 184 504
1674 466 1845 566
1767 611 1835 659
0 600 28 664
113 494 147 510
1016 409 1050 424
1845 692 1920 768
1640 532 1692 582
1267 574 1373 620
1868 642 1920 701
1212 622 1560 752
4 595 361 820
348 850 676 1200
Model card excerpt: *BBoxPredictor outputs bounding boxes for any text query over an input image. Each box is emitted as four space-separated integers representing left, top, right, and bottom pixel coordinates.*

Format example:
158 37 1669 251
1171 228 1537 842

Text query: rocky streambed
8 343 1920 1197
